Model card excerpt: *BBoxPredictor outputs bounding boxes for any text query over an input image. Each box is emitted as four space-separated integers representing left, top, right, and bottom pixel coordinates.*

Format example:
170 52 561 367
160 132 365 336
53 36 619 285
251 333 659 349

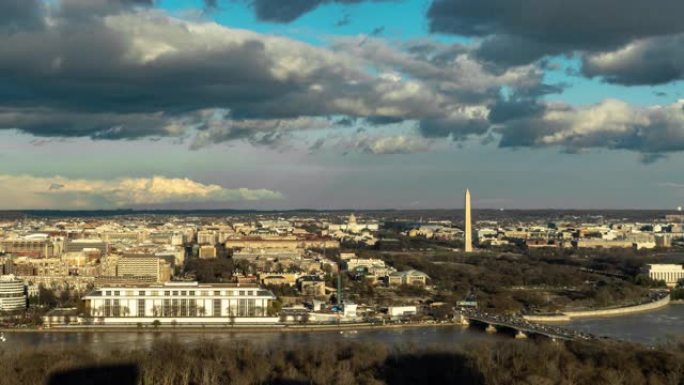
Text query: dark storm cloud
428 0 684 50
247 0 397 23
582 34 684 85
428 0 684 80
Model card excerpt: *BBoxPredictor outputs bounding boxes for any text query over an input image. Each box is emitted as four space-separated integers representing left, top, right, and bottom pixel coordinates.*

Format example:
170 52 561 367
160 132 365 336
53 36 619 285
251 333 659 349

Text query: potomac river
2 305 682 352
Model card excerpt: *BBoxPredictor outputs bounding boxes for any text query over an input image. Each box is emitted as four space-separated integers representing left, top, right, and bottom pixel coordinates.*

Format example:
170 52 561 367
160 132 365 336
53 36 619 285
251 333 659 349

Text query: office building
117 255 172 283
0 274 27 312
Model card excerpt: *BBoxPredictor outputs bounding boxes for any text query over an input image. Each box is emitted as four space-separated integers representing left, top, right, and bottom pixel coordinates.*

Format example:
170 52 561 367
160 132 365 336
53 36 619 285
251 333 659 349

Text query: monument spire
465 188 473 252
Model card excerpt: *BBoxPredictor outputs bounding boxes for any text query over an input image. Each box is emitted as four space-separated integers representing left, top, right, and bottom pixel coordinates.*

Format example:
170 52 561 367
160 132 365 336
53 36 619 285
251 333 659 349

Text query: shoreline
0 321 462 334
524 294 673 323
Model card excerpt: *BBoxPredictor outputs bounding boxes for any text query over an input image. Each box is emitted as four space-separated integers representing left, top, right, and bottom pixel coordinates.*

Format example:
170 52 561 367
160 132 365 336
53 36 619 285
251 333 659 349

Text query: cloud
582 34 684 85
245 0 397 23
0 175 282 209
428 0 684 54
189 112 331 149
0 4 556 151
350 134 432 154
427 0 684 84
495 99 684 161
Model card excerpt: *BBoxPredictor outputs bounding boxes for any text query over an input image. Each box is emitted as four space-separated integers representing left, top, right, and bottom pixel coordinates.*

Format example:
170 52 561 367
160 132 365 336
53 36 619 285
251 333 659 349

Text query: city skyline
1 0 684 210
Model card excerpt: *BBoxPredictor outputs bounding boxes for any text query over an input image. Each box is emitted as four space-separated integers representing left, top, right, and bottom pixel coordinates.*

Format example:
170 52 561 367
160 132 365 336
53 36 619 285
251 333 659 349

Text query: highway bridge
461 311 596 341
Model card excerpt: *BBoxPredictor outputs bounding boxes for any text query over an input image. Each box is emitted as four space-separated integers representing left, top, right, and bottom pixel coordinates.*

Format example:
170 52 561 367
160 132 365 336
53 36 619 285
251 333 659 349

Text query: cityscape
2 0 684 384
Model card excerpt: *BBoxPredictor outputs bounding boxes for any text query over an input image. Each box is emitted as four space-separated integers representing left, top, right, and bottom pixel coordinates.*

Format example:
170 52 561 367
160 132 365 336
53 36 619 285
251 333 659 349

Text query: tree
152 319 161 329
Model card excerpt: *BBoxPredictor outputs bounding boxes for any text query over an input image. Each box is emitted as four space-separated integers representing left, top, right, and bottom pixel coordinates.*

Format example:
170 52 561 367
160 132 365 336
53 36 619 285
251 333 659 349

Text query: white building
388 306 417 319
82 281 278 325
0 274 27 312
645 264 684 288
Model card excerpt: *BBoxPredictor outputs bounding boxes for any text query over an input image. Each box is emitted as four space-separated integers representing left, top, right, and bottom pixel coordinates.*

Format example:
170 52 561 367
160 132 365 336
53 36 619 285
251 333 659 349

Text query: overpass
461 311 596 341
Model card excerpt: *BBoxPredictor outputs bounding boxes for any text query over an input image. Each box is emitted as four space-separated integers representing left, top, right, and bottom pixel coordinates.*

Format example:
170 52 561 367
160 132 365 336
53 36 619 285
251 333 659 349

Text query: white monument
464 188 473 252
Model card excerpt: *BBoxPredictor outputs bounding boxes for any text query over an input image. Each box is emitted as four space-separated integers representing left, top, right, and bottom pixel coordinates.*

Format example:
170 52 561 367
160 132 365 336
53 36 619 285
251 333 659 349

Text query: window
248 299 256 317
189 291 195 296
104 299 112 317
213 290 220 296
172 299 180 316
248 291 254 296
238 299 248 316
113 299 121 317
105 291 112 296
213 299 221 316
189 299 197 317
163 299 171 317
139 291 146 296
172 291 179 296
239 291 245 296
164 291 170 296
181 291 187 296
137 299 145 317
180 299 188 317
152 291 159 296
201 291 208 296
114 291 120 296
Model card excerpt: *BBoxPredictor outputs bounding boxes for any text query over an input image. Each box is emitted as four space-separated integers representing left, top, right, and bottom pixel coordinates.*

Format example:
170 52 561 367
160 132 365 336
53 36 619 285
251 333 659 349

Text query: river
563 303 684 345
2 305 682 352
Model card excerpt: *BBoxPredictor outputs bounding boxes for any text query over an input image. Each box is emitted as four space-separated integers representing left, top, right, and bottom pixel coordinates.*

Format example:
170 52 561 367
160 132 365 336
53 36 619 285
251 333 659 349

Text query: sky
1 0 684 210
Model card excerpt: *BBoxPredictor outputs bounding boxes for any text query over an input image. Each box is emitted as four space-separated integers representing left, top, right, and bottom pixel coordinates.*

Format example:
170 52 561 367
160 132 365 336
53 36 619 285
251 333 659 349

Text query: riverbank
524 293 672 323
0 320 461 334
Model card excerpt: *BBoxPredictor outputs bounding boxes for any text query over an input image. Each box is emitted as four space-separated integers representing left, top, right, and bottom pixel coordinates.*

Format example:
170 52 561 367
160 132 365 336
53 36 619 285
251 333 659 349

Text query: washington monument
464 188 473 252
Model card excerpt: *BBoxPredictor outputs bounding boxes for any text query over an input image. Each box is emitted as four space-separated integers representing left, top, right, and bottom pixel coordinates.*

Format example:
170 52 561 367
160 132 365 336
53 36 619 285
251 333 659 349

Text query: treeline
374 251 655 313
2 338 683 385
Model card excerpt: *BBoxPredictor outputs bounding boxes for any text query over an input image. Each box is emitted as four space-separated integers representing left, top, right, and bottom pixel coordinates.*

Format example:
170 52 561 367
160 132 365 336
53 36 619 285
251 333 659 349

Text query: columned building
645 264 684 288
82 281 278 325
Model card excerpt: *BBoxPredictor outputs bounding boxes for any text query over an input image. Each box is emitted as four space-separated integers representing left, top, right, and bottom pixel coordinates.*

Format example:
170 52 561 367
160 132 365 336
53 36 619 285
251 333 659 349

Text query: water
564 304 684 345
1 325 500 353
2 305 682 352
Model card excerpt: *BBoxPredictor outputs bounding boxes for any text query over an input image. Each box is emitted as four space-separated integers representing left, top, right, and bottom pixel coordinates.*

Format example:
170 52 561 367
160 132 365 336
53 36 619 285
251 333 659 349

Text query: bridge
460 311 596 341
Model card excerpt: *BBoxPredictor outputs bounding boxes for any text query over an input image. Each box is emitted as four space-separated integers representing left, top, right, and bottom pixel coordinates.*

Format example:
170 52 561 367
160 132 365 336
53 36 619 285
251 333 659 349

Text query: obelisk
464 188 473 252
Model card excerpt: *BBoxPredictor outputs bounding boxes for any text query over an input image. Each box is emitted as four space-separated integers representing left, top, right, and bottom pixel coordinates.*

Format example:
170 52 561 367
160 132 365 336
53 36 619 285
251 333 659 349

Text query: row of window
100 298 263 317
102 289 266 297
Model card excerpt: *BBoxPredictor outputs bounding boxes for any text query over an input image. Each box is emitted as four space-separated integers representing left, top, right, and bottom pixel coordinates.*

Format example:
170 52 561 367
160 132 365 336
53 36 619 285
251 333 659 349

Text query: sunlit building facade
83 281 278 325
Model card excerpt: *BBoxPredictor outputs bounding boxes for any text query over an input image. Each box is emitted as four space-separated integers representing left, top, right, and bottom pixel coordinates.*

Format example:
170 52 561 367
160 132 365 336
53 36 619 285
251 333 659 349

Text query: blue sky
0 0 684 209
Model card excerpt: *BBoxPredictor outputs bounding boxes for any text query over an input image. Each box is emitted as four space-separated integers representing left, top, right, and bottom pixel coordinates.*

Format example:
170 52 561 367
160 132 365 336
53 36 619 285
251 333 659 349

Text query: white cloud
0 175 282 209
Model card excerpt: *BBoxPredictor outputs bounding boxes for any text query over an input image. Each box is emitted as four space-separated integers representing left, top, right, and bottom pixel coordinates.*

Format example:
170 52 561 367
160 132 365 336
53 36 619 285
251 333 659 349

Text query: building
327 214 379 233
117 255 172 283
298 277 326 296
575 239 634 249
465 188 473 253
645 264 684 288
82 281 278 325
65 239 108 254
197 230 218 245
198 245 217 259
1 236 58 258
0 274 27 312
388 306 418 319
226 235 339 250
388 270 430 286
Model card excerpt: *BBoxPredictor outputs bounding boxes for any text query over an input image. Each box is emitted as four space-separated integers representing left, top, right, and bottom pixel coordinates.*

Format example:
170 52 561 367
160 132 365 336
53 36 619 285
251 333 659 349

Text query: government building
82 281 278 325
